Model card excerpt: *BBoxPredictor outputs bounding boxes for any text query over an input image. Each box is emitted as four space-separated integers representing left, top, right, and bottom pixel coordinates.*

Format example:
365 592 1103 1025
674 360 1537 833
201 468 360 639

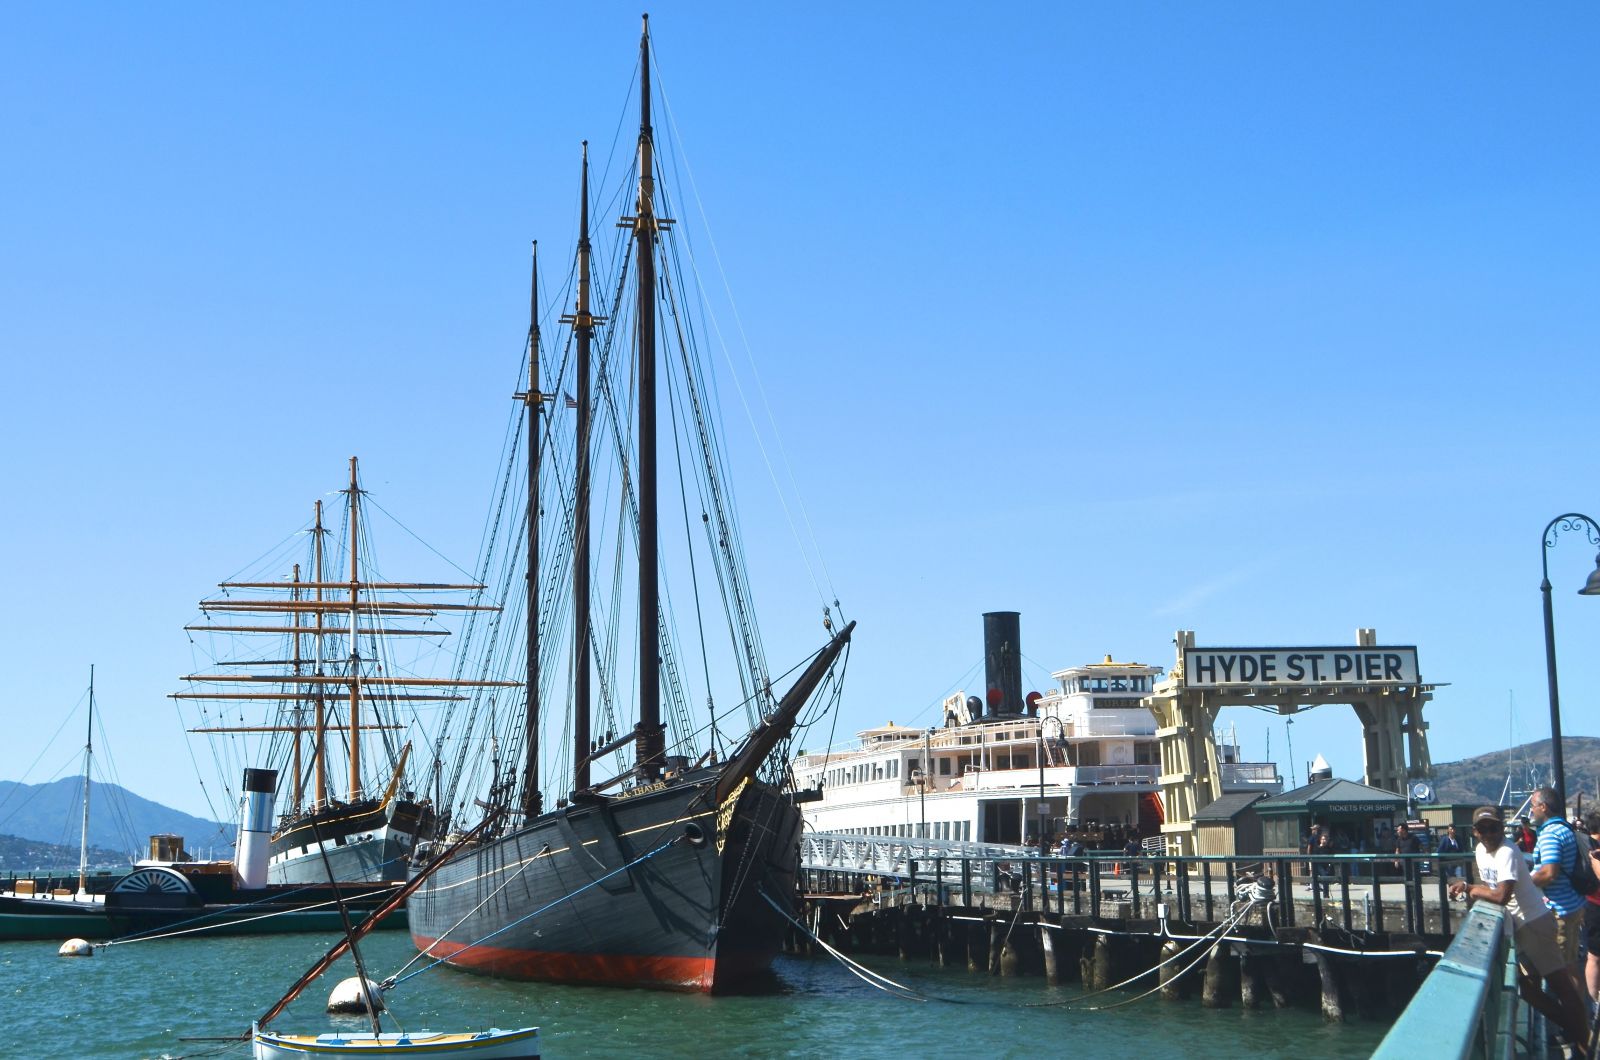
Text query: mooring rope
766 888 1268 1011
759 889 945 1003
1068 902 1261 1012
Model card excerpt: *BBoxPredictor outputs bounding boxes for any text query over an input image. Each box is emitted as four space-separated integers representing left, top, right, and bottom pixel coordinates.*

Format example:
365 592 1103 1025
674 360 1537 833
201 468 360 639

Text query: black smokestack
983 611 1023 717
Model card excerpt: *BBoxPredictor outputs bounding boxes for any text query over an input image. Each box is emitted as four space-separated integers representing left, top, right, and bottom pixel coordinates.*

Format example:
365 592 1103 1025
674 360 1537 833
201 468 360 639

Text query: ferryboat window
939 758 952 776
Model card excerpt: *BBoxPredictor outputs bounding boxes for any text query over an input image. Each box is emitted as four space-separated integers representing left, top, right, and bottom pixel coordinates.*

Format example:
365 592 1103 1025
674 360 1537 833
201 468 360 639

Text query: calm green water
1 932 1387 1059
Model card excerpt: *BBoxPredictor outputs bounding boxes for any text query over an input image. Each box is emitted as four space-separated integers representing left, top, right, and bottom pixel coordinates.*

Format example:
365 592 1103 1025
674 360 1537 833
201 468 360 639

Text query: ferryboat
792 613 1282 848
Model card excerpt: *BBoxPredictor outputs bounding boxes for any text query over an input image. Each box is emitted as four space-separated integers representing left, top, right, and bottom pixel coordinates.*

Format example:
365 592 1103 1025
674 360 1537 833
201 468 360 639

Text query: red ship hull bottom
411 934 717 992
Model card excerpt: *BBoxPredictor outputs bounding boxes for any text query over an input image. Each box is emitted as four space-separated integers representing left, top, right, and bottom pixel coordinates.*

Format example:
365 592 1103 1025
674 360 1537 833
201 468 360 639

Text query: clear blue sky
3 3 1598 820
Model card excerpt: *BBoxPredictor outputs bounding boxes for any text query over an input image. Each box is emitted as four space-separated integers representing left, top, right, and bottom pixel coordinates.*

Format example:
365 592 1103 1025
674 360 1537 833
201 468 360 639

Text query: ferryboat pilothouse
792 613 1282 848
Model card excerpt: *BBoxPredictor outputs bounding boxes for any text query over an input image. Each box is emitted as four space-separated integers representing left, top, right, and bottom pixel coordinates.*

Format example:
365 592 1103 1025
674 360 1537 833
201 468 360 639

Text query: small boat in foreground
237 819 536 1060
251 1025 539 1059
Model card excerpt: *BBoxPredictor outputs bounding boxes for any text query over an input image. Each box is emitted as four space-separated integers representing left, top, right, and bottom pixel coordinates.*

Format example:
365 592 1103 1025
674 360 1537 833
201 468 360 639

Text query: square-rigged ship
175 456 517 886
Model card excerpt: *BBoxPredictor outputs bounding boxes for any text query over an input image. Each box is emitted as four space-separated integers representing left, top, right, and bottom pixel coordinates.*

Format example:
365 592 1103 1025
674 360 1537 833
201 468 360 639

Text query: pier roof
1192 791 1266 822
1254 777 1405 815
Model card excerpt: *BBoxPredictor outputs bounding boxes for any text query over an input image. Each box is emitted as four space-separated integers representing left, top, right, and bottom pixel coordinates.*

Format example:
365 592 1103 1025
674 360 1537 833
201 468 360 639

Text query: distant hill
0 832 128 875
0 777 232 860
1430 736 1600 808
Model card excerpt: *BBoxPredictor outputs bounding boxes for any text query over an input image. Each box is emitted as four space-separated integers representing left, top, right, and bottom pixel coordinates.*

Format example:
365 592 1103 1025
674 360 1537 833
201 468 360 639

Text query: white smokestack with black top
235 767 277 890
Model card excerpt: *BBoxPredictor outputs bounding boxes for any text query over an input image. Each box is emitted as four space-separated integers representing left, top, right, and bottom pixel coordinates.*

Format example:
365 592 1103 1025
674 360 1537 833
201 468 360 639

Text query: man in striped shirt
1529 786 1585 974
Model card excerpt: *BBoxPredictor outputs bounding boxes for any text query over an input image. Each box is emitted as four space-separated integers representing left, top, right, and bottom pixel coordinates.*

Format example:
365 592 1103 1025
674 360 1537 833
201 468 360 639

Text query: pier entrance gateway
1148 628 1436 856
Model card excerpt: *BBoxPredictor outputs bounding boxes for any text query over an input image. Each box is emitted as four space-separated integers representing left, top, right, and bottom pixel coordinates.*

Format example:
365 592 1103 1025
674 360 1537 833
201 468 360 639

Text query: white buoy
327 976 385 1013
58 938 93 957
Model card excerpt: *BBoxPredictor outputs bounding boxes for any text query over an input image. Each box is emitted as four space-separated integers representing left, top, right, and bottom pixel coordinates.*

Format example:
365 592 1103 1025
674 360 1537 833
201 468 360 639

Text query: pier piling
1313 951 1345 1022
1201 945 1238 1009
1040 924 1059 984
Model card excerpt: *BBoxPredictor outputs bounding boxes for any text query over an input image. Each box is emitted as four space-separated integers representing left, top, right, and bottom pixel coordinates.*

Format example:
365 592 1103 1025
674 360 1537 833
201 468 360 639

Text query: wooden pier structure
796 845 1477 1021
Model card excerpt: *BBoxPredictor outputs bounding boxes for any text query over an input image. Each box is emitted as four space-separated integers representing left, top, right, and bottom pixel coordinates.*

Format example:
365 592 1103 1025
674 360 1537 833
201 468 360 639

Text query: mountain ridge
0 776 233 858
1428 736 1600 808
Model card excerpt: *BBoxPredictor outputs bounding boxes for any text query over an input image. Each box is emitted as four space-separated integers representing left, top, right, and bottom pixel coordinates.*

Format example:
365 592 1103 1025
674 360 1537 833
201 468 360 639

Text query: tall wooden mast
312 500 328 809
566 145 596 793
632 14 665 782
519 242 545 819
290 562 304 813
176 469 515 810
346 456 363 801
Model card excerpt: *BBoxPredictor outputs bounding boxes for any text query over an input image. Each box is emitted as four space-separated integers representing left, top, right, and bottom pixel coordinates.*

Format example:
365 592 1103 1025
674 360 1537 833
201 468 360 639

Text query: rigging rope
97 877 403 949
382 836 682 993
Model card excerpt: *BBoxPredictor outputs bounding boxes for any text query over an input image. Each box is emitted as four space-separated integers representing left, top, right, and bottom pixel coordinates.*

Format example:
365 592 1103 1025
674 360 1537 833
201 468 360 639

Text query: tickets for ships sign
1183 647 1419 688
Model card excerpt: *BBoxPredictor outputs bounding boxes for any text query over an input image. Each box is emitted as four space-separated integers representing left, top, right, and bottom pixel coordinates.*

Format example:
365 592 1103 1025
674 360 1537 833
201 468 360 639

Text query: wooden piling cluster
789 863 1445 1022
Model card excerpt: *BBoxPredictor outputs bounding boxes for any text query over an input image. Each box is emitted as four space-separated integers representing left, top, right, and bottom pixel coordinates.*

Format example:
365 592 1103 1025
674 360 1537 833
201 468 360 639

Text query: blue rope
386 837 681 990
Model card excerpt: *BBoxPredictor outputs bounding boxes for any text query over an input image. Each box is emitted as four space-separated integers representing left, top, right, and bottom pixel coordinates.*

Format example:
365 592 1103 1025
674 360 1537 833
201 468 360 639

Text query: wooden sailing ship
175 457 519 886
406 16 853 992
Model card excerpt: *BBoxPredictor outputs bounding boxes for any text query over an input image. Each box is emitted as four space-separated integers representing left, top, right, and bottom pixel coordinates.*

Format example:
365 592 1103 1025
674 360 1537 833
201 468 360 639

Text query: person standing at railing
1391 823 1425 927
1391 822 1421 872
1311 831 1334 898
1435 824 1464 879
1450 806 1590 1058
1529 787 1586 977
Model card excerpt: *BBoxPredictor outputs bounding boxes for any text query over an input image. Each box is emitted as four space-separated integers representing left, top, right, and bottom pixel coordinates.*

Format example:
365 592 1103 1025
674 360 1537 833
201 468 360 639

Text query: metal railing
1068 764 1160 784
1219 762 1280 784
1372 902 1528 1060
1058 714 1156 738
828 852 1480 936
800 832 1030 879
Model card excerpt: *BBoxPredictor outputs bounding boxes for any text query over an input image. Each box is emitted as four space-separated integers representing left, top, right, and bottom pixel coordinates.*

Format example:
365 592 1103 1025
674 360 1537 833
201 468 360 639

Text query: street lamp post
1538 513 1600 813
1037 715 1065 855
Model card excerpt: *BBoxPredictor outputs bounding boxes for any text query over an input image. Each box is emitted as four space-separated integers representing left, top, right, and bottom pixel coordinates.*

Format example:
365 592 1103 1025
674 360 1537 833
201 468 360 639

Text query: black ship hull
407 768 800 992
102 864 406 938
267 798 433 886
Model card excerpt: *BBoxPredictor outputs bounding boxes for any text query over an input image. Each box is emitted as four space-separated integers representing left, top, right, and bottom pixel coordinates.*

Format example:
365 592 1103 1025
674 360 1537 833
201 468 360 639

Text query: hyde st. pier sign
1182 646 1420 688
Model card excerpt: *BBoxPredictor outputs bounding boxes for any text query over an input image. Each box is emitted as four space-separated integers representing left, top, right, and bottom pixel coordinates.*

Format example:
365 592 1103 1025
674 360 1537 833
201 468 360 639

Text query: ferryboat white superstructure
793 613 1281 848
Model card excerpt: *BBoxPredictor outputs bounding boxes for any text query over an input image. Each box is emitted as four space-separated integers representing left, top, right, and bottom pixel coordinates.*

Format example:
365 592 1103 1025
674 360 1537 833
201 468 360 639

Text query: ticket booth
1256 777 1407 857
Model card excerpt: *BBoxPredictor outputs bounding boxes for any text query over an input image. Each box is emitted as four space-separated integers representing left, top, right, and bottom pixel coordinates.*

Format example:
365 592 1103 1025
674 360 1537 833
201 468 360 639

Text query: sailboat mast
346 456 363 802
571 145 596 794
520 242 544 819
313 500 329 809
78 665 94 894
633 14 665 782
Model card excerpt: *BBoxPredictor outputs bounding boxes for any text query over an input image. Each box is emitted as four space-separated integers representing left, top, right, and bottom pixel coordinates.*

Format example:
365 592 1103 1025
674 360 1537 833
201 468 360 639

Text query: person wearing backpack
1451 806 1592 1057
1583 811 1600 1004
1529 787 1593 974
